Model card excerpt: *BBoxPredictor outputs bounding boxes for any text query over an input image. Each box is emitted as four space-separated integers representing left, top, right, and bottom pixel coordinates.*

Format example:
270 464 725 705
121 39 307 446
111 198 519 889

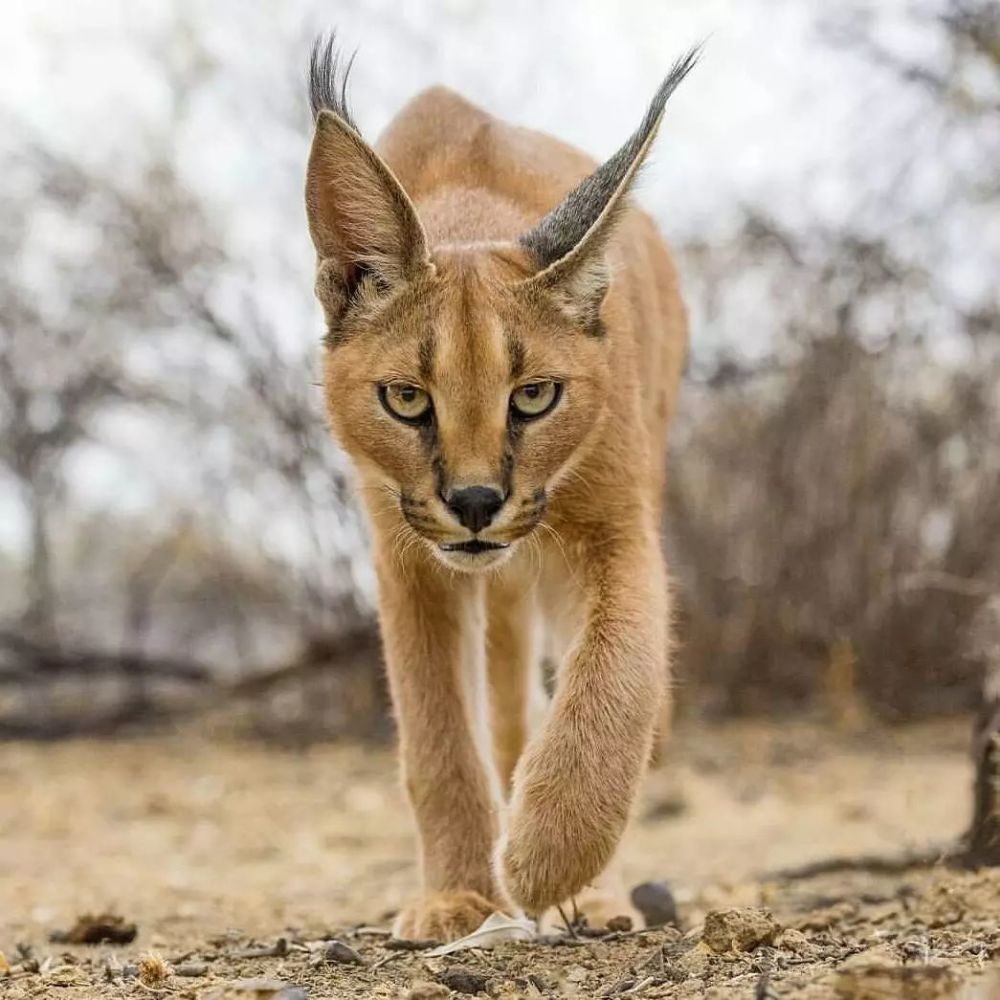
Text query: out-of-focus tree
0 22 379 735
669 0 1000 719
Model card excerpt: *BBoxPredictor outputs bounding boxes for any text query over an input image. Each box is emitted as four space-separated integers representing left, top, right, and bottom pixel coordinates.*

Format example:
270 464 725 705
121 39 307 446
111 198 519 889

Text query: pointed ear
305 38 431 326
306 110 430 315
517 47 701 332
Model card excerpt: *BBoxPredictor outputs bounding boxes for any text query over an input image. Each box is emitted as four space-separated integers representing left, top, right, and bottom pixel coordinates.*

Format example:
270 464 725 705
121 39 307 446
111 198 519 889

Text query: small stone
676 943 712 976
437 966 491 994
44 966 87 987
174 963 209 977
898 936 931 964
702 907 780 954
323 939 365 965
631 881 679 927
777 928 812 954
606 914 633 933
833 965 961 999
406 983 450 1000
224 978 307 1000
51 912 138 945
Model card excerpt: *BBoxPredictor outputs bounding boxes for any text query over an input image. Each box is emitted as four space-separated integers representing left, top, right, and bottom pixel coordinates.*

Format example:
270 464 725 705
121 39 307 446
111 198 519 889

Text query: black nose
445 486 505 533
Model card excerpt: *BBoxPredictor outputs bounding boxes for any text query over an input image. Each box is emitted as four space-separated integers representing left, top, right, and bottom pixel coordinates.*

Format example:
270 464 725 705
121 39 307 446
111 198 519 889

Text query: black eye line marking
500 447 515 499
429 451 446 498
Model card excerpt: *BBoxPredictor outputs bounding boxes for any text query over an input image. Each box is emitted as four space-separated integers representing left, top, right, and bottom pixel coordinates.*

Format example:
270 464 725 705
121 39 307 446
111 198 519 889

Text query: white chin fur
432 544 515 573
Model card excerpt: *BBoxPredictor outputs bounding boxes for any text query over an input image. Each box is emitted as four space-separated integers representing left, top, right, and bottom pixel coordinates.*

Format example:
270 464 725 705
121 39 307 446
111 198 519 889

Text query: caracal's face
325 248 609 572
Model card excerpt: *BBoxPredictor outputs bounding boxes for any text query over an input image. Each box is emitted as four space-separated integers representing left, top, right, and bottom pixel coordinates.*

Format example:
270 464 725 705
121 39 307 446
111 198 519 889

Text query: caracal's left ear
305 37 431 327
516 47 701 333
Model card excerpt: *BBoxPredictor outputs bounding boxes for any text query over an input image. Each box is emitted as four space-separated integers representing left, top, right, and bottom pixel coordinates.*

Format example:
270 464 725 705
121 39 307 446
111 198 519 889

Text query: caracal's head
304 41 698 573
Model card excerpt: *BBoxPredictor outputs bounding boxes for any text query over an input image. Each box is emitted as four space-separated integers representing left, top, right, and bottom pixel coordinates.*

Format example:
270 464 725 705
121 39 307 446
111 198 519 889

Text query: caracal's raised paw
500 809 617 916
500 743 627 916
392 890 501 942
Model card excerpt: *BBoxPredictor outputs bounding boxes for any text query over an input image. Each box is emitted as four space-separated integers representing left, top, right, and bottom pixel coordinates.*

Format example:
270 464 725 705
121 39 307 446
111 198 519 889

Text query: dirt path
2 719 998 997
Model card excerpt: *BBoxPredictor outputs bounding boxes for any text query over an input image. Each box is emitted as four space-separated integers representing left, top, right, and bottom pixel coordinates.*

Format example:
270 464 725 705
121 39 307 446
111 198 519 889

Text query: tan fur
306 72 688 938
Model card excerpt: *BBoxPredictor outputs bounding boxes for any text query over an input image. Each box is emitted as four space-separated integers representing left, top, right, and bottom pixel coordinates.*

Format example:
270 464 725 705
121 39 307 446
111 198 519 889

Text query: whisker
537 519 574 577
527 530 543 579
559 464 595 497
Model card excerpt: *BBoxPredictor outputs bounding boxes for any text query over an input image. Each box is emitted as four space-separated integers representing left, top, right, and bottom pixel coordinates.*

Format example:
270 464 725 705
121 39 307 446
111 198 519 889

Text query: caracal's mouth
434 536 517 571
439 539 510 554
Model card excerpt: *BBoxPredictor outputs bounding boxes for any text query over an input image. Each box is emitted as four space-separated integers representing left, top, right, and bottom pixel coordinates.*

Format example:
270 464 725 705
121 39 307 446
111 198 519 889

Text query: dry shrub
669 229 1000 718
667 0 1000 719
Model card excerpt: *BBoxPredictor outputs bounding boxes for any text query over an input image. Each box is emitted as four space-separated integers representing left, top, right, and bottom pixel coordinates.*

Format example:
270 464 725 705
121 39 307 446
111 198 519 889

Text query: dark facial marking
418 336 435 383
430 452 447 499
507 334 526 381
500 447 515 497
412 411 448 512
506 488 547 537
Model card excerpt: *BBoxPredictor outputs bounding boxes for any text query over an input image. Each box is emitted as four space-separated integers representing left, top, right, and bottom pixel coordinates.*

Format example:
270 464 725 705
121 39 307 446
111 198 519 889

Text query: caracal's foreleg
375 538 509 940
498 514 668 915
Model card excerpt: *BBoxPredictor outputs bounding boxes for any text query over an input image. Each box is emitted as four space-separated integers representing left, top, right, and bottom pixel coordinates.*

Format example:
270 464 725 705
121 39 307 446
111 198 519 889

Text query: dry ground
1 718 998 998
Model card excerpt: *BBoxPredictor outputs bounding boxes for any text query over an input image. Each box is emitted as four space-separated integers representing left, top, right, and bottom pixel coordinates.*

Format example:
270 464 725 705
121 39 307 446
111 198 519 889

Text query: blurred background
1 0 998 742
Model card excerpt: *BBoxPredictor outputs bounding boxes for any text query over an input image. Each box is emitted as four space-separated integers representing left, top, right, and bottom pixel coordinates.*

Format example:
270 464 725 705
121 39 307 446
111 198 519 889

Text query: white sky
8 0 984 335
1 0 870 240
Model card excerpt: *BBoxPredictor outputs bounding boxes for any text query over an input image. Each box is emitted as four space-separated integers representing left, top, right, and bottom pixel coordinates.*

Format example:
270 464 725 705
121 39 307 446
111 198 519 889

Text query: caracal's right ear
516 46 701 335
305 36 432 332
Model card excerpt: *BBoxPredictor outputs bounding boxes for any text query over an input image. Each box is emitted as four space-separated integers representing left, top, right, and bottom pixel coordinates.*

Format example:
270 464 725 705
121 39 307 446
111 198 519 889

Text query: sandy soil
2 718 998 998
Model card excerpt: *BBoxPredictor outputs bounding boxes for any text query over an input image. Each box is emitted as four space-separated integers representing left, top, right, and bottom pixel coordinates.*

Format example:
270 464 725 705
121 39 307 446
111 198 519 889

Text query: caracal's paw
499 805 619 916
392 890 500 942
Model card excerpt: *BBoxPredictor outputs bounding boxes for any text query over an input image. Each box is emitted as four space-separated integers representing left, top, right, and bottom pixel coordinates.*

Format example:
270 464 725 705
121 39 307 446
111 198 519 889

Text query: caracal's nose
444 485 505 533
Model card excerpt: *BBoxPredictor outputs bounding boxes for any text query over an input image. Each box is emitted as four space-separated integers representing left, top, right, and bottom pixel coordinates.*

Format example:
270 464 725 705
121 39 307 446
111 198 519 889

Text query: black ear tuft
309 33 359 130
520 45 702 272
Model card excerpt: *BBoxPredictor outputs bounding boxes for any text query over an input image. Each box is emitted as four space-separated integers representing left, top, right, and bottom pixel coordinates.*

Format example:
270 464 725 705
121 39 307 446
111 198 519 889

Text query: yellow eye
381 383 431 423
511 380 561 419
